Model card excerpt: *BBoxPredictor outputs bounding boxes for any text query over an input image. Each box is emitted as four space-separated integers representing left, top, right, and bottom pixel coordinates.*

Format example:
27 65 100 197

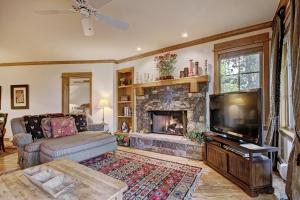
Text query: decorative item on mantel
189 59 194 76
154 52 177 80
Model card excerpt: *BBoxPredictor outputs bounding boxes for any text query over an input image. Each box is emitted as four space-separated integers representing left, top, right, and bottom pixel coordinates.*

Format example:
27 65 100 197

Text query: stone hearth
130 133 203 160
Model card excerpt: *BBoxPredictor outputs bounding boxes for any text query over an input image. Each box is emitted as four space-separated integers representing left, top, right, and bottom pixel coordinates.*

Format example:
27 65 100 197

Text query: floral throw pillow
51 117 78 138
23 115 48 140
67 114 88 132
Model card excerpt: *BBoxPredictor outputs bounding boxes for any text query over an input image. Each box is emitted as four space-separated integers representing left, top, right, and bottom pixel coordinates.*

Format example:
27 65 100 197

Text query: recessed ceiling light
181 33 188 38
136 47 142 51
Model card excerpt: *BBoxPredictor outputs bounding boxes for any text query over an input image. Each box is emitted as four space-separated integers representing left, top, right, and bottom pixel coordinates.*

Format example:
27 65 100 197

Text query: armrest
88 124 104 132
13 133 32 148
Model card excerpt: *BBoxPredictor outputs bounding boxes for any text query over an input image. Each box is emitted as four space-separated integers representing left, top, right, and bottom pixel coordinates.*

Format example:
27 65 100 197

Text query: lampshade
97 98 110 108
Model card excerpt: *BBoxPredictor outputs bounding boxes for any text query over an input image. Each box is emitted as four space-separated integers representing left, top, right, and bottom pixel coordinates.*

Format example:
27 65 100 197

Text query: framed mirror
62 72 92 115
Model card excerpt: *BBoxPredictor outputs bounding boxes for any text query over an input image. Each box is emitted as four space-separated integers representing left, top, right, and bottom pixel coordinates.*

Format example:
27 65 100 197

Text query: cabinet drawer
207 143 227 172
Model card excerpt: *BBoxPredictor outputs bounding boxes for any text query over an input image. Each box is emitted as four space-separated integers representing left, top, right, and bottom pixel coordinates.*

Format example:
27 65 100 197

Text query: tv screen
209 89 262 145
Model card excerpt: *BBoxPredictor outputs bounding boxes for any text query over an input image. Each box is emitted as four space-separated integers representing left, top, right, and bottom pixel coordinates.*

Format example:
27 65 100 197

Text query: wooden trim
117 21 272 64
262 41 270 126
134 75 209 96
61 72 92 78
61 72 93 115
214 33 270 52
0 60 117 67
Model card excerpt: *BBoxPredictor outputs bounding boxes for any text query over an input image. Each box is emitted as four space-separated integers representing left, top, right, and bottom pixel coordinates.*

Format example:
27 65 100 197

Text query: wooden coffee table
0 159 128 200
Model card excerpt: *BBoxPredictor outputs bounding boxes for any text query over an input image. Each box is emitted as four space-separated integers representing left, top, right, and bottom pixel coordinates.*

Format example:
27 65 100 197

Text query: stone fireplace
130 82 208 160
149 110 187 135
136 83 207 133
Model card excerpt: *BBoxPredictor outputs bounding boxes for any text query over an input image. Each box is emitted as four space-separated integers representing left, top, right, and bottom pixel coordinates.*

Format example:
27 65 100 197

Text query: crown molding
116 21 272 64
0 60 117 67
0 21 272 67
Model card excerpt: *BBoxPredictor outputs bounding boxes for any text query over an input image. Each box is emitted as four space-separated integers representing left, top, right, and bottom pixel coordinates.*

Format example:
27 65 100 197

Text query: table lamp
97 97 110 125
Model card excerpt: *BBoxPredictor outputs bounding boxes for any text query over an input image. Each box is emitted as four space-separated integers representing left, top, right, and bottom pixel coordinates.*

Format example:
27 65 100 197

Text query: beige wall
0 63 115 139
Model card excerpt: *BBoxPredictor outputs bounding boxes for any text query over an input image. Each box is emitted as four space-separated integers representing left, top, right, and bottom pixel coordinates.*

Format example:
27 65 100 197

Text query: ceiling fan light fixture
81 17 94 36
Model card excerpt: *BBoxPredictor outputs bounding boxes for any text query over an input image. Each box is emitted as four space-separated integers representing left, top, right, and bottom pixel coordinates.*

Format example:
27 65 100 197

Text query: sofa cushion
23 115 48 140
24 138 47 152
51 117 78 138
40 132 115 159
66 114 88 132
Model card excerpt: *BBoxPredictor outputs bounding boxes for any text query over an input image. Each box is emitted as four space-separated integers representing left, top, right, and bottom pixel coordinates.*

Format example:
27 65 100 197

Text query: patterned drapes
265 8 285 168
286 0 300 199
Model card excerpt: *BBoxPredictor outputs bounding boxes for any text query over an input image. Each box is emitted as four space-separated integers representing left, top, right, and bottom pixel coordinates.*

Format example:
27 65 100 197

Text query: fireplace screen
149 111 187 135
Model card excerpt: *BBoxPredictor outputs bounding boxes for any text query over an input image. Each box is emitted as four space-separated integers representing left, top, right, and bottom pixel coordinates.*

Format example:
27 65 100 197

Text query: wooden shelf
116 67 134 132
118 85 133 89
117 116 132 118
133 75 209 96
118 101 132 104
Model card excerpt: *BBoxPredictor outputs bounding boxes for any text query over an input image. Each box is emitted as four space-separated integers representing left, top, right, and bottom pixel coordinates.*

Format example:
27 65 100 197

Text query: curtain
265 8 285 168
286 0 300 199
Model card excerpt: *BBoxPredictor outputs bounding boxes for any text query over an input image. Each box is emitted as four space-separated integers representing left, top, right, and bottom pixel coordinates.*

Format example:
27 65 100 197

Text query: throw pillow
41 118 52 138
23 114 48 140
51 117 78 138
67 114 88 132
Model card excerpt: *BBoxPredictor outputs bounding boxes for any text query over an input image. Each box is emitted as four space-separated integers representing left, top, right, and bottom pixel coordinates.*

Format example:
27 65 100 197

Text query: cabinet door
228 153 250 184
207 144 227 172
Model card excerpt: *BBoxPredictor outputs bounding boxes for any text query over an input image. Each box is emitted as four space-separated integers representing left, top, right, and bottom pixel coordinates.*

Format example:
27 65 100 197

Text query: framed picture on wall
11 85 29 109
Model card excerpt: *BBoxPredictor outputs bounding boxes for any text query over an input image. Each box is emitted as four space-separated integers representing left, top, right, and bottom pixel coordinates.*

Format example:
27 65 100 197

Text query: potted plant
114 131 130 146
154 52 177 80
185 129 207 144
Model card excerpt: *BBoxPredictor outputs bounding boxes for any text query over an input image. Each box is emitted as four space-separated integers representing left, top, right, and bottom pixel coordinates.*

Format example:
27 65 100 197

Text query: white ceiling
0 0 279 63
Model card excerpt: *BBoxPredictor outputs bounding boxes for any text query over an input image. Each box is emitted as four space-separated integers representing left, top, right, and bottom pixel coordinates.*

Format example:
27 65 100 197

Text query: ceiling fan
35 0 129 36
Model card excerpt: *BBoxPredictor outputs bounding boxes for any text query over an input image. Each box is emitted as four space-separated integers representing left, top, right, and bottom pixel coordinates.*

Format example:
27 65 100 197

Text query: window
220 52 262 93
279 40 295 130
214 33 270 125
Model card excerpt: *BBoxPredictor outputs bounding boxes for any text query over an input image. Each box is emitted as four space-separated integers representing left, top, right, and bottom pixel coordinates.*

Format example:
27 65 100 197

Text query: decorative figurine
195 62 199 75
121 122 129 133
189 59 194 76
184 67 189 77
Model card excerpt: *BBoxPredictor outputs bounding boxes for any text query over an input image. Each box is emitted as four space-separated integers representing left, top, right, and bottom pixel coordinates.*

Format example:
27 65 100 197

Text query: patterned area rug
80 151 202 200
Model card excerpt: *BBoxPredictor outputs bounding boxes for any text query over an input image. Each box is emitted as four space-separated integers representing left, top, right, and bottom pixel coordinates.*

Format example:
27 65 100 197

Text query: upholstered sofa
11 114 117 169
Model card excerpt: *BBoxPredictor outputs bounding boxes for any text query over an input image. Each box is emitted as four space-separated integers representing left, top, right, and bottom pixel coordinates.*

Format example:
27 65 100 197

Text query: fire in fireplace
149 110 187 135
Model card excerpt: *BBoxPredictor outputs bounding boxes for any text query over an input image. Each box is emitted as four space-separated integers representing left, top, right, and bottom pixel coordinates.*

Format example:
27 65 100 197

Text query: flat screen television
209 89 262 145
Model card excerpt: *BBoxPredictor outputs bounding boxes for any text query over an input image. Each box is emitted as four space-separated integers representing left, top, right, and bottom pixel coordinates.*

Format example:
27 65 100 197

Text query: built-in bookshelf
116 67 134 132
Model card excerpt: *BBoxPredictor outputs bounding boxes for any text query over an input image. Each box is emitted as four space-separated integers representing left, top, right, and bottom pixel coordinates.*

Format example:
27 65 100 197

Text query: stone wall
136 83 208 134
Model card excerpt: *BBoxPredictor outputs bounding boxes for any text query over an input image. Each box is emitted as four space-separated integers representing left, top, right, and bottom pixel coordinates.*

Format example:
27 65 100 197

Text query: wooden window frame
214 33 270 126
61 72 92 115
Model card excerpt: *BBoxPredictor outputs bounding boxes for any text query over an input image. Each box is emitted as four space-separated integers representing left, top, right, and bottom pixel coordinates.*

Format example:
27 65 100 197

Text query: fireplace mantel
133 75 209 96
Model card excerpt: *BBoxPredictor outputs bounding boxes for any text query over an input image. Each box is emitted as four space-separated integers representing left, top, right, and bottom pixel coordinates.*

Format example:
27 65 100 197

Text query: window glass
220 53 261 93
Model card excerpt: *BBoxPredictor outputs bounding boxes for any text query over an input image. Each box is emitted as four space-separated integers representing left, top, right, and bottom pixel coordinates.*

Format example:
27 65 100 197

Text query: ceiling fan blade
81 17 95 36
35 9 76 15
88 0 112 9
95 12 129 30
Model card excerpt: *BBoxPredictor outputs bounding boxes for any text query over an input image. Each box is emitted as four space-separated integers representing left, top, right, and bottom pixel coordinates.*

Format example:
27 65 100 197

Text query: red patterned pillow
51 117 78 138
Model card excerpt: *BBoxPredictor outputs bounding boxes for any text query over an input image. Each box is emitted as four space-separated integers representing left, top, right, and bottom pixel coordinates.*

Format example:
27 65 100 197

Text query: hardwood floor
0 143 287 200
118 147 287 200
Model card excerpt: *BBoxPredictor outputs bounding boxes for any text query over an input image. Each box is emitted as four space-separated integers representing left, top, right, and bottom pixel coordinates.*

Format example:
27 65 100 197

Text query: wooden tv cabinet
203 133 278 197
